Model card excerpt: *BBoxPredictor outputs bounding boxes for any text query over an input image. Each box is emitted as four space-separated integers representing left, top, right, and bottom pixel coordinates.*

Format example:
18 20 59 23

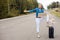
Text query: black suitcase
49 26 54 38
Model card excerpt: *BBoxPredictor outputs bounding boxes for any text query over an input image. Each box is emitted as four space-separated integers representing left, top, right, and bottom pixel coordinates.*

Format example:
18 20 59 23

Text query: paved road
0 13 60 40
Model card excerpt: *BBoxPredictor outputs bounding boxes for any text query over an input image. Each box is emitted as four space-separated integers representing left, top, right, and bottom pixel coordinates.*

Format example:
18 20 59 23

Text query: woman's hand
24 10 29 12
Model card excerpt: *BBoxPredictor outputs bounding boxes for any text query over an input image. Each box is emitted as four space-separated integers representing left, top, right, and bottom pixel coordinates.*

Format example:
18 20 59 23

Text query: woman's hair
38 3 44 9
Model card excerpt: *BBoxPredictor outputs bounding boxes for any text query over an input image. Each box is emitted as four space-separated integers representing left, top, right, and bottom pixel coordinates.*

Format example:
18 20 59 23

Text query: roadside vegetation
0 0 38 19
48 1 60 17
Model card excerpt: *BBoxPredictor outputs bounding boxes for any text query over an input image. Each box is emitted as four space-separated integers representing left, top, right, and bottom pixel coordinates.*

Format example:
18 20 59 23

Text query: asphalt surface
0 13 60 40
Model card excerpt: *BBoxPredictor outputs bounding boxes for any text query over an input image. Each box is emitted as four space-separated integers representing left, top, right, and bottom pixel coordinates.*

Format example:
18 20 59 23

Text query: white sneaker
37 35 40 38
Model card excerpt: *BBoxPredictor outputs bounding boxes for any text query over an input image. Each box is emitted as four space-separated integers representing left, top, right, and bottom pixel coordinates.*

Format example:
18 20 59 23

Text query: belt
36 17 41 18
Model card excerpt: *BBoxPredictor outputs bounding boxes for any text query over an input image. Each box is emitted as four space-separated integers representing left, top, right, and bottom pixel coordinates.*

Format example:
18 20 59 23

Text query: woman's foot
37 34 40 38
36 32 40 38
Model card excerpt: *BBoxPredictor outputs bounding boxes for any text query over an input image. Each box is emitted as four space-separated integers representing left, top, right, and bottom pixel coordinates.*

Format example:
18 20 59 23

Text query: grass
50 9 60 17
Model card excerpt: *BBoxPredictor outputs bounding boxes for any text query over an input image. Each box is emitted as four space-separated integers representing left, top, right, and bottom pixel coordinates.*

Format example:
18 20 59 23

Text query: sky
37 0 60 9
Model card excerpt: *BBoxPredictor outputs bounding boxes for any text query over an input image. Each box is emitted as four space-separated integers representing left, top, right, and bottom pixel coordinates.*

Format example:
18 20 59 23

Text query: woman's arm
24 8 36 13
29 9 36 12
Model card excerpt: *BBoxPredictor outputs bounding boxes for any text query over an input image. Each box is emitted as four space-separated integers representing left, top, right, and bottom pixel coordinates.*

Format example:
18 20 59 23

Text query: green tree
15 0 38 14
48 1 60 9
0 0 38 19
0 0 8 19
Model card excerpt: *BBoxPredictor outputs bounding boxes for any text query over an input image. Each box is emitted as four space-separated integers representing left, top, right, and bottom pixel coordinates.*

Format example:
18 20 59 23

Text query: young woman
24 3 48 38
29 3 46 38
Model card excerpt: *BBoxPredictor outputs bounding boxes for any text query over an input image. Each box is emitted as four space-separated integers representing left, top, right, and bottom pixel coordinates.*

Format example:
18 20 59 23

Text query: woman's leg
35 18 40 33
35 18 41 37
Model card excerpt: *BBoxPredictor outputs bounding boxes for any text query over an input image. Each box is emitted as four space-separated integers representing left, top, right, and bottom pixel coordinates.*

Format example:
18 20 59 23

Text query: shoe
37 34 40 38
